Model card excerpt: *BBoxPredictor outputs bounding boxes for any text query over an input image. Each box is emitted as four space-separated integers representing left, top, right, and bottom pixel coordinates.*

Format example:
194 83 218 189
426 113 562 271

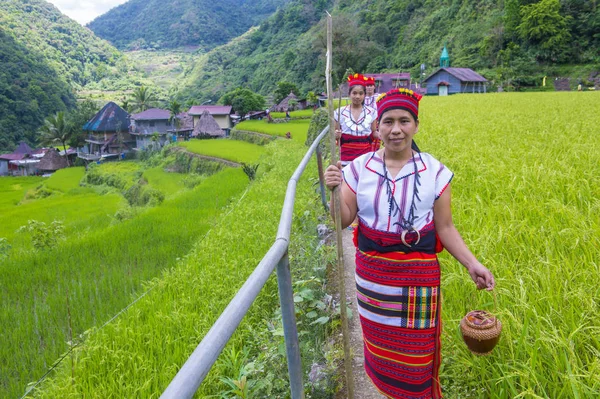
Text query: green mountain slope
87 0 292 50
0 0 148 153
176 0 600 102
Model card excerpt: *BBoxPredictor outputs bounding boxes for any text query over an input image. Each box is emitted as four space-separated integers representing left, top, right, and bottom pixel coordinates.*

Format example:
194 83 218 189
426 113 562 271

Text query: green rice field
3 91 599 398
0 166 248 398
142 166 187 197
178 139 265 164
270 109 315 119
234 119 311 142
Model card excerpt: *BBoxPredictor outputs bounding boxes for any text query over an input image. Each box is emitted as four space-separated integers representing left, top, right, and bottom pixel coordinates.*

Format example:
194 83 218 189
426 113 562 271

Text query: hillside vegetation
176 0 600 102
0 0 149 153
88 0 292 51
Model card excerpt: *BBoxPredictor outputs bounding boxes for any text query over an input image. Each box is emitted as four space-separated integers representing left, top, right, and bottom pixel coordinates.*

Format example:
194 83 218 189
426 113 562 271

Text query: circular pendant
401 227 421 247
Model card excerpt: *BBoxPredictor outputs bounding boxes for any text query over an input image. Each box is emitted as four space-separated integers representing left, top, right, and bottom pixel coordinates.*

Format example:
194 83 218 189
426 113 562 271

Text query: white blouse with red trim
342 151 454 233
334 105 377 136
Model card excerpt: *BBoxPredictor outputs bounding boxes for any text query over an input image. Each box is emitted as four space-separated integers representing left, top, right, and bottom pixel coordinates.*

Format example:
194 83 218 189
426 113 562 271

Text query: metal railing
160 126 330 399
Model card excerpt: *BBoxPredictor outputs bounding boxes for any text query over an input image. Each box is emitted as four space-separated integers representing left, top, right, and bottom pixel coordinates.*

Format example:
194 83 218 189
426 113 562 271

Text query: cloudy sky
46 0 129 25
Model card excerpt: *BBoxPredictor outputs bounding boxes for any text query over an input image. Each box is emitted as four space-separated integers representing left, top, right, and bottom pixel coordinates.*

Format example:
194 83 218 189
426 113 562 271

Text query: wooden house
423 46 487 95
423 68 488 95
188 105 233 135
0 142 38 176
130 108 172 149
79 102 134 161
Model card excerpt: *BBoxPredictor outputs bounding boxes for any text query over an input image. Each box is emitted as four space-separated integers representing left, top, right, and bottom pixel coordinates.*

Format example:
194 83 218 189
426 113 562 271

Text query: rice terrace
0 91 597 398
2 0 600 397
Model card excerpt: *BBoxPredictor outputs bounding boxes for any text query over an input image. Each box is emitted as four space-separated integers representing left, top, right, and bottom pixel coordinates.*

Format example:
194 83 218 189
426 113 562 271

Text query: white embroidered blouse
342 151 454 233
334 105 377 137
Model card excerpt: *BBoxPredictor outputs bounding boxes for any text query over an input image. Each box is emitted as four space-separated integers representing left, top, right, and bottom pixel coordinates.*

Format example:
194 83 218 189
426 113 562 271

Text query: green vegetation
142 166 186 197
220 88 266 117
271 109 315 119
0 177 45 208
178 140 265 164
1 167 248 398
88 0 292 50
27 138 331 398
177 0 600 102
44 167 86 192
234 119 311 142
0 0 150 153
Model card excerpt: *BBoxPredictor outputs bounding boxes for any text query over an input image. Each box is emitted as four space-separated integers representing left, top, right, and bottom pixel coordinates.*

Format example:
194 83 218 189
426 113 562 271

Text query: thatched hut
192 110 225 138
38 148 68 172
273 91 300 112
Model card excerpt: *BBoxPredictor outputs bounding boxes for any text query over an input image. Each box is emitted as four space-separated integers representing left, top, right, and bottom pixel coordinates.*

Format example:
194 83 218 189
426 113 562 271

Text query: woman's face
378 109 418 153
350 86 365 106
366 85 375 96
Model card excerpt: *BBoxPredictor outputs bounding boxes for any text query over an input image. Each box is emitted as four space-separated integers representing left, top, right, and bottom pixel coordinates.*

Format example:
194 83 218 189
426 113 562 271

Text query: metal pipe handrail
161 126 330 399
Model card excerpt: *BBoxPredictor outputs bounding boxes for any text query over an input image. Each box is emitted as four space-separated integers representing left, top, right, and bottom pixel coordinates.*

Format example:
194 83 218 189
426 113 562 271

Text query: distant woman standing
334 73 378 166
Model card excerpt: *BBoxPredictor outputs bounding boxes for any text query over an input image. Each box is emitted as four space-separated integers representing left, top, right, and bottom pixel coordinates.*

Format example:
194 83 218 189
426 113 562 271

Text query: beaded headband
347 73 370 88
376 88 423 121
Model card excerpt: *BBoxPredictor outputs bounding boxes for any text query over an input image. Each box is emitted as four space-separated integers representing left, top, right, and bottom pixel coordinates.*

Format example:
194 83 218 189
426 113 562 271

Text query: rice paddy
3 91 599 398
177 139 265 164
234 119 311 142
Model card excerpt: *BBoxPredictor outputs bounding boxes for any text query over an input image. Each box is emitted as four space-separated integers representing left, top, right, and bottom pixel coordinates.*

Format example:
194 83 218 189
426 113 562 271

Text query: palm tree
167 100 182 137
131 86 158 112
39 112 73 166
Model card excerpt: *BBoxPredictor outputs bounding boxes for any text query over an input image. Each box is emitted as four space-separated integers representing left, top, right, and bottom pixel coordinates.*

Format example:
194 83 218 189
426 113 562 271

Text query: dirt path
341 228 384 399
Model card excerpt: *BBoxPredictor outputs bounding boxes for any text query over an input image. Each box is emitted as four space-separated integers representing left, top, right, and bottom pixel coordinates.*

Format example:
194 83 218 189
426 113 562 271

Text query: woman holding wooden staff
325 88 495 398
334 73 378 166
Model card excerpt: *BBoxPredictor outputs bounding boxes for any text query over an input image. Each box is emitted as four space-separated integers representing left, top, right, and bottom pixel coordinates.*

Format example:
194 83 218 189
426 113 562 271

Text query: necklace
381 150 422 245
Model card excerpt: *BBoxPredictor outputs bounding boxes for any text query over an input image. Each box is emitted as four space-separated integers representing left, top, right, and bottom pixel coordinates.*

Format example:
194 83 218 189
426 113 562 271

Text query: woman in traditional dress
325 88 495 398
364 76 378 109
334 73 378 166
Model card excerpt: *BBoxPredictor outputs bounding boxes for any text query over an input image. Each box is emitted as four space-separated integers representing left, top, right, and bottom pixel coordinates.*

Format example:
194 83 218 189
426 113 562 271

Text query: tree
131 86 158 112
38 112 72 166
518 0 572 61
167 100 182 133
274 82 299 104
67 100 99 149
306 91 318 106
220 88 265 117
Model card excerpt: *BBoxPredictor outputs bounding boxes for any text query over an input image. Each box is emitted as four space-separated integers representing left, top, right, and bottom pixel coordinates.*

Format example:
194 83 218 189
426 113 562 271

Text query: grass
1 168 249 398
0 176 45 208
177 139 265 164
234 119 311 142
44 167 85 192
415 91 600 398
142 167 187 197
29 139 319 398
270 109 315 119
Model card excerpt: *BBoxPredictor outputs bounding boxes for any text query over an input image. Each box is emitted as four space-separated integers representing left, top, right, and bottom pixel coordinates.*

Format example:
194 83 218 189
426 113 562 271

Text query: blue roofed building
79 102 134 161
423 46 488 96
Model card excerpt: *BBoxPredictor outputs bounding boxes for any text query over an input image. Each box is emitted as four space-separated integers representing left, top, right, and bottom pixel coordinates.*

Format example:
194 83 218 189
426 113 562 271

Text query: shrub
17 220 65 250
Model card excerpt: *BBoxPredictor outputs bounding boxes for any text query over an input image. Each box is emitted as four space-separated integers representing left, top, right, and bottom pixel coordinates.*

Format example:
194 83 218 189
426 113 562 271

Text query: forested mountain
87 0 293 51
176 0 600 102
0 0 147 153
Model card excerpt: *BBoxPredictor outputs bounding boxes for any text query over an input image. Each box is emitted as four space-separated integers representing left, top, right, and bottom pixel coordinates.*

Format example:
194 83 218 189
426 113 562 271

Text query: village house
129 108 173 150
78 102 134 162
188 105 233 136
365 73 411 93
191 110 226 138
423 46 488 95
272 92 307 112
0 142 47 176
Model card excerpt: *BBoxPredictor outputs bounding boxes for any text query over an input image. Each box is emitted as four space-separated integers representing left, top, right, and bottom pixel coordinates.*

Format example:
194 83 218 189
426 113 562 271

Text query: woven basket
460 310 502 356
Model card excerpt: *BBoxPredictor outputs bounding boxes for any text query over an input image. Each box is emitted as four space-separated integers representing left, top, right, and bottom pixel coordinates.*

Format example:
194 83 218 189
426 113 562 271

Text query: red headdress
365 76 376 86
347 73 370 88
376 88 423 121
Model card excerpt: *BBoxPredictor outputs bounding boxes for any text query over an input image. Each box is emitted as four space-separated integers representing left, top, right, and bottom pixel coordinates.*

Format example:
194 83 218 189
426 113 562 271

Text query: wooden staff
325 12 355 399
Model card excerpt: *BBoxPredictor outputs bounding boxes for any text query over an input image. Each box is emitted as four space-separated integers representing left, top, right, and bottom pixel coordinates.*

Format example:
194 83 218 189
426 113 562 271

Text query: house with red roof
0 142 54 176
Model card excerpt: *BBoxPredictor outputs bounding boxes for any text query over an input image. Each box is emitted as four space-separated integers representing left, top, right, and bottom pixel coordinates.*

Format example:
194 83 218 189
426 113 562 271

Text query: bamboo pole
325 12 355 399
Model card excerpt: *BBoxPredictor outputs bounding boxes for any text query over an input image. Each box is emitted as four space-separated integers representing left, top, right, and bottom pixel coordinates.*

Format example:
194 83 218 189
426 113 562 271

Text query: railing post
276 250 304 399
315 145 329 211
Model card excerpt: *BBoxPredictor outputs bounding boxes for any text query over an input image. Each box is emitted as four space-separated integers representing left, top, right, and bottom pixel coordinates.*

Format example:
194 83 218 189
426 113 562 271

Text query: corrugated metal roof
188 105 233 115
83 102 129 132
424 68 487 83
131 108 171 121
